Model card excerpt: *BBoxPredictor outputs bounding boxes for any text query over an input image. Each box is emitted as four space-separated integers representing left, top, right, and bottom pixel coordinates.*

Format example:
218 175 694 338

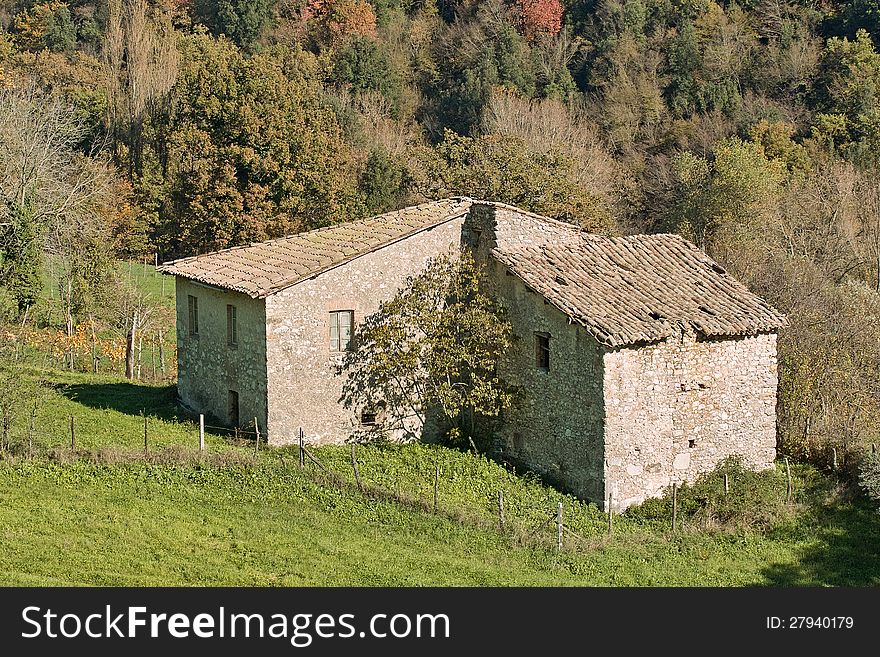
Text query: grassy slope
2 263 878 586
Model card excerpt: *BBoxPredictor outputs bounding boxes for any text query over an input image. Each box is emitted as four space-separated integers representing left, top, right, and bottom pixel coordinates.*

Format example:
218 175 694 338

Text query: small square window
227 304 238 346
360 410 377 426
330 310 354 352
688 439 696 449
535 332 550 370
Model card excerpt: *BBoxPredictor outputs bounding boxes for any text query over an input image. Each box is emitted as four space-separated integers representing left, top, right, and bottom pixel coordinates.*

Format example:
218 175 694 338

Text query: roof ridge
159 197 473 297
475 200 590 234
161 197 472 269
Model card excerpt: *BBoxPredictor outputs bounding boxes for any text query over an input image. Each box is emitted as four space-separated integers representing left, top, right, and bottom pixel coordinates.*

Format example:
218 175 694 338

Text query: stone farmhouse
160 198 787 509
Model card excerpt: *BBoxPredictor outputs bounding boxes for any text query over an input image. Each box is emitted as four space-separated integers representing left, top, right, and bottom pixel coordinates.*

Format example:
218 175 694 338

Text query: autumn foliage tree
514 0 563 42
305 0 378 47
153 32 364 256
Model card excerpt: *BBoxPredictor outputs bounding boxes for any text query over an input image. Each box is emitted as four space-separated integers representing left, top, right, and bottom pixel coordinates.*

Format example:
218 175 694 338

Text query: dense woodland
3 0 880 490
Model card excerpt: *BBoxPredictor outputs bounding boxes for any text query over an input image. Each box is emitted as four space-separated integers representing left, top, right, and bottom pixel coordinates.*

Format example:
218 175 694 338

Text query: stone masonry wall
603 331 778 510
464 205 605 502
175 278 268 430
264 218 464 446
487 258 607 502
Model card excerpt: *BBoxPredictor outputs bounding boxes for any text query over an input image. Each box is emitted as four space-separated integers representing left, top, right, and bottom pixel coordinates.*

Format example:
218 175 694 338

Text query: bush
859 451 880 509
624 457 794 531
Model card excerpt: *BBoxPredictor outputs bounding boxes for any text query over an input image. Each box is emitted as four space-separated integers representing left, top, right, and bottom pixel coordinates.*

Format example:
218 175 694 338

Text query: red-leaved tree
515 0 563 41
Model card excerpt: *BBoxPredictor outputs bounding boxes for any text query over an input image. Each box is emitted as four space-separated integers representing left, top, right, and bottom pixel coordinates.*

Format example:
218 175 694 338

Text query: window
227 304 238 346
535 332 550 370
360 402 385 426
187 295 199 336
228 390 239 427
330 310 354 352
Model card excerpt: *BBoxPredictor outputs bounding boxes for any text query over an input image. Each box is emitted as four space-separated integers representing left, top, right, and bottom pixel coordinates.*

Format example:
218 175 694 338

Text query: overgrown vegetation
340 250 512 445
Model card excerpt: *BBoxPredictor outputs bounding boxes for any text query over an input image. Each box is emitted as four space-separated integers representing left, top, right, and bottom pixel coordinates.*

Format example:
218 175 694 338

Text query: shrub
859 451 880 509
624 456 794 531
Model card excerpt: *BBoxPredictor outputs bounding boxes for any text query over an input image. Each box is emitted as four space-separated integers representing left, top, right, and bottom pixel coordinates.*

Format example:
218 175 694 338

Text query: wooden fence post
556 502 564 550
724 473 729 495
299 428 305 468
143 411 148 456
672 482 678 532
498 490 505 530
433 464 439 513
199 414 205 452
607 493 613 536
785 456 792 504
350 443 363 492
253 417 260 457
70 415 75 450
832 448 838 472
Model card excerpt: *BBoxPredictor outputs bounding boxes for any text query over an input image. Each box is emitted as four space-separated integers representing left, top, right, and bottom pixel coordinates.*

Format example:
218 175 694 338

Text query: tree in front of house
339 250 512 445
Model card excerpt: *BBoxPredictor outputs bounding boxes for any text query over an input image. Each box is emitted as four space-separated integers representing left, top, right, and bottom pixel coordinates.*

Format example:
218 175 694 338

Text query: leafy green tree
417 130 615 232
666 137 785 249
194 0 277 50
1 205 43 314
339 250 512 444
811 29 880 165
331 35 401 111
12 1 77 54
360 148 406 214
154 33 364 255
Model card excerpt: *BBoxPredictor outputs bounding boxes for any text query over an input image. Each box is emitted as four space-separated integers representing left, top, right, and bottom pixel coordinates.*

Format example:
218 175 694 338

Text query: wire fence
0 411 801 556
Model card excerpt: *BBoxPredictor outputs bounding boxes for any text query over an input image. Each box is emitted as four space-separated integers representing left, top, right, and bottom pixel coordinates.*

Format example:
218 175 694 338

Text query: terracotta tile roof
486 204 787 347
158 198 473 298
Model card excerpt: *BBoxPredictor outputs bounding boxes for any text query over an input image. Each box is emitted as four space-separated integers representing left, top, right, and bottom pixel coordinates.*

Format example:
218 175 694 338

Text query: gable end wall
603 331 778 509
175 278 268 430
263 218 465 445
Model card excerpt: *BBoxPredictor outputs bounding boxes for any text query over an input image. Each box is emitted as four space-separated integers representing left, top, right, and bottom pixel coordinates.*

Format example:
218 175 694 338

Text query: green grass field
1 365 879 586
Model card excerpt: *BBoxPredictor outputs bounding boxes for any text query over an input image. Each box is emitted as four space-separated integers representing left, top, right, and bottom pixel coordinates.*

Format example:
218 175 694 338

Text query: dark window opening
360 410 377 426
535 332 550 370
227 304 238 346
228 390 239 427
688 439 696 449
330 310 354 352
187 295 199 336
